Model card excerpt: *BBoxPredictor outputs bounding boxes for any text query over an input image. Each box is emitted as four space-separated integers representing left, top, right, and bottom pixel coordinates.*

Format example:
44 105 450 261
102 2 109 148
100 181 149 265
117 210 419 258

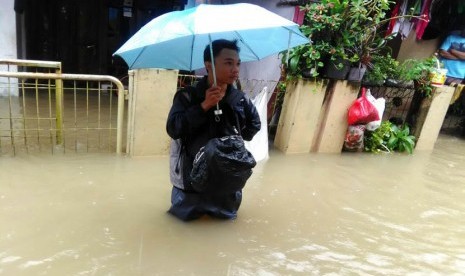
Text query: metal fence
0 60 125 156
364 84 416 125
365 83 465 138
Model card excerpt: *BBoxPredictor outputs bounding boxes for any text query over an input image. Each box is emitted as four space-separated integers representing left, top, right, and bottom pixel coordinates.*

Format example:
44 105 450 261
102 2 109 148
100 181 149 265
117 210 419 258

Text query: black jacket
167 76 261 191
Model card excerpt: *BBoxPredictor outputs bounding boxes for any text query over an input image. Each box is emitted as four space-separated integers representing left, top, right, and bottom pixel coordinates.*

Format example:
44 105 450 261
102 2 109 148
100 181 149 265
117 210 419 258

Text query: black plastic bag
190 135 256 194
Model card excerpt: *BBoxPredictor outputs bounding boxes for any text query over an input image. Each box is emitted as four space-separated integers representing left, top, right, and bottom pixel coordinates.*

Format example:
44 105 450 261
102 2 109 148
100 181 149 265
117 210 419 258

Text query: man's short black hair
203 39 240 63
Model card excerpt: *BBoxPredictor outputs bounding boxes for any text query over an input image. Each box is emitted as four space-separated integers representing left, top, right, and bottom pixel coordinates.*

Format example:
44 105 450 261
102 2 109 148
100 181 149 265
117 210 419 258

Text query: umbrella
114 3 310 120
113 3 310 71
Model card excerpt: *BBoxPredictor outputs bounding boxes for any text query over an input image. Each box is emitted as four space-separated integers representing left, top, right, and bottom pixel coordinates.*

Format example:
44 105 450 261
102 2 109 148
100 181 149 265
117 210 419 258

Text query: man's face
209 48 241 85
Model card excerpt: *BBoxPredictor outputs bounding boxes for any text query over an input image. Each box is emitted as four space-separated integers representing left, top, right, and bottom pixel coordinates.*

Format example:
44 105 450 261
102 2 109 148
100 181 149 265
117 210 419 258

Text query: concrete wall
396 31 441 62
312 81 360 153
274 79 360 154
274 79 327 154
414 86 455 151
126 69 179 156
0 0 17 96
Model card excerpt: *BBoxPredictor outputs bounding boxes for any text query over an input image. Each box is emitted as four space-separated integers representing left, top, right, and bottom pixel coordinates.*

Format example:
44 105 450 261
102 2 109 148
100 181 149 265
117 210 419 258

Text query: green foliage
275 81 287 108
387 124 416 154
363 55 439 97
399 57 436 81
364 121 416 154
398 57 437 97
283 1 345 79
364 120 393 153
283 0 398 80
363 52 401 84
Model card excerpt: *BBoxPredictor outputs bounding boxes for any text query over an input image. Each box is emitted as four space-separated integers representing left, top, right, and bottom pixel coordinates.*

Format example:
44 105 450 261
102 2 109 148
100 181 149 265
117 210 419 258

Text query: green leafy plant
282 0 429 81
387 124 416 154
364 55 439 97
363 52 402 84
364 120 393 153
282 0 407 80
364 121 416 154
283 1 345 79
398 57 437 97
275 81 287 109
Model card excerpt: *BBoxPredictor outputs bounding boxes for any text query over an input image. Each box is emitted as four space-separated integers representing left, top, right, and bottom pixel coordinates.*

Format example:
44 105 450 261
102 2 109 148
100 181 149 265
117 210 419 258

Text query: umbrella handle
209 34 222 122
208 34 217 87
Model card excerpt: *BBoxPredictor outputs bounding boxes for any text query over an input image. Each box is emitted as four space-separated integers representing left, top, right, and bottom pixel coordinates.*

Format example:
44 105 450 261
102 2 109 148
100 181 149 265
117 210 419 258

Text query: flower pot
347 65 367 82
302 67 318 78
429 68 447 87
322 58 351 80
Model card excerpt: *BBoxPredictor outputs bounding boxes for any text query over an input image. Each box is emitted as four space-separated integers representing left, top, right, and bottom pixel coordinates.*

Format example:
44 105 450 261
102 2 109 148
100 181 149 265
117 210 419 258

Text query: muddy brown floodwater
1 134 465 275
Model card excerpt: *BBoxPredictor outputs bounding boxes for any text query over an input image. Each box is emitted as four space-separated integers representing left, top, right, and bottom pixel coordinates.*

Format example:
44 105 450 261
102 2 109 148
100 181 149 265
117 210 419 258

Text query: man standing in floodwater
166 39 261 221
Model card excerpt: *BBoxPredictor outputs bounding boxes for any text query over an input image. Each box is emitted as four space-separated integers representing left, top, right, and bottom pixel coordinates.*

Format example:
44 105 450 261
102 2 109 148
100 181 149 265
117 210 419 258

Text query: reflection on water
1 135 465 275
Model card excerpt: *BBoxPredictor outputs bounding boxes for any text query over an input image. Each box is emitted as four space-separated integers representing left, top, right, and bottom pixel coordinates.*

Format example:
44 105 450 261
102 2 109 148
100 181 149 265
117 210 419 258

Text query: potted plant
363 54 439 94
398 57 437 97
283 0 399 80
362 52 403 85
284 0 345 79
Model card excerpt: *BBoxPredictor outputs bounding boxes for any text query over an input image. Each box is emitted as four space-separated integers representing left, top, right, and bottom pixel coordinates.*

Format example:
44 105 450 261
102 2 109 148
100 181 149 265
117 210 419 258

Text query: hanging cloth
386 0 416 40
415 0 433 40
397 0 414 39
293 6 305 26
386 0 402 36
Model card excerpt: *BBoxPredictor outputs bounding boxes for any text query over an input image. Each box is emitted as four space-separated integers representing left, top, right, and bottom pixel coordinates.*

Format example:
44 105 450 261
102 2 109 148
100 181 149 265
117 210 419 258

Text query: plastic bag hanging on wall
347 87 380 126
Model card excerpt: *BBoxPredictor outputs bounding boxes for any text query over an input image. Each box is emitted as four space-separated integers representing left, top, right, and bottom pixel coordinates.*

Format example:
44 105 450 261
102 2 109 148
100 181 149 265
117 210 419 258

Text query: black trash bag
190 135 256 194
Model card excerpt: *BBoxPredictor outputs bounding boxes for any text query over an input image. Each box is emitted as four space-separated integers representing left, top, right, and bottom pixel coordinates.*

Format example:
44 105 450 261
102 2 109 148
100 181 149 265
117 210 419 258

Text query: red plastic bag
347 87 379 126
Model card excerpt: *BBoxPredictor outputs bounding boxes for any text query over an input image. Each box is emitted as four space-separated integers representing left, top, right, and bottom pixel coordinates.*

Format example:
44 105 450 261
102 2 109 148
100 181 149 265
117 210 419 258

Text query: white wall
0 0 17 96
0 0 16 60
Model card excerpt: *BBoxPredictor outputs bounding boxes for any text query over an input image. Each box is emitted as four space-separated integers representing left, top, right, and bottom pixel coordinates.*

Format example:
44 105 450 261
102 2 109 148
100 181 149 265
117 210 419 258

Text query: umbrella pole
209 35 222 121
209 35 217 87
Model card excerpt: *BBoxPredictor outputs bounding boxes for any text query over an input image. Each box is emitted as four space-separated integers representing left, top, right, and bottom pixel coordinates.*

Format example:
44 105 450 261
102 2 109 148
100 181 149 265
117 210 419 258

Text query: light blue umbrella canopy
113 3 310 70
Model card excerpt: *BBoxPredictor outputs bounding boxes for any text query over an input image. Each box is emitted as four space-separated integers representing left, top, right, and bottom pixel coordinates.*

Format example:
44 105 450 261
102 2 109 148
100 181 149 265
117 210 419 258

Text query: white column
0 0 18 96
126 69 179 156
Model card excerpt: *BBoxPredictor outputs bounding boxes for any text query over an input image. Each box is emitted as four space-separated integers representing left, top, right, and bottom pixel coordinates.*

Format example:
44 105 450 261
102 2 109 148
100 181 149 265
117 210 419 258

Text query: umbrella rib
129 46 148 69
190 35 195 71
282 26 306 39
234 31 260 60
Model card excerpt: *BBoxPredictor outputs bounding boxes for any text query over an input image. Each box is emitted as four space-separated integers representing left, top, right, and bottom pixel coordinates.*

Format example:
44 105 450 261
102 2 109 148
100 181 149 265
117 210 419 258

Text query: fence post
55 66 64 145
